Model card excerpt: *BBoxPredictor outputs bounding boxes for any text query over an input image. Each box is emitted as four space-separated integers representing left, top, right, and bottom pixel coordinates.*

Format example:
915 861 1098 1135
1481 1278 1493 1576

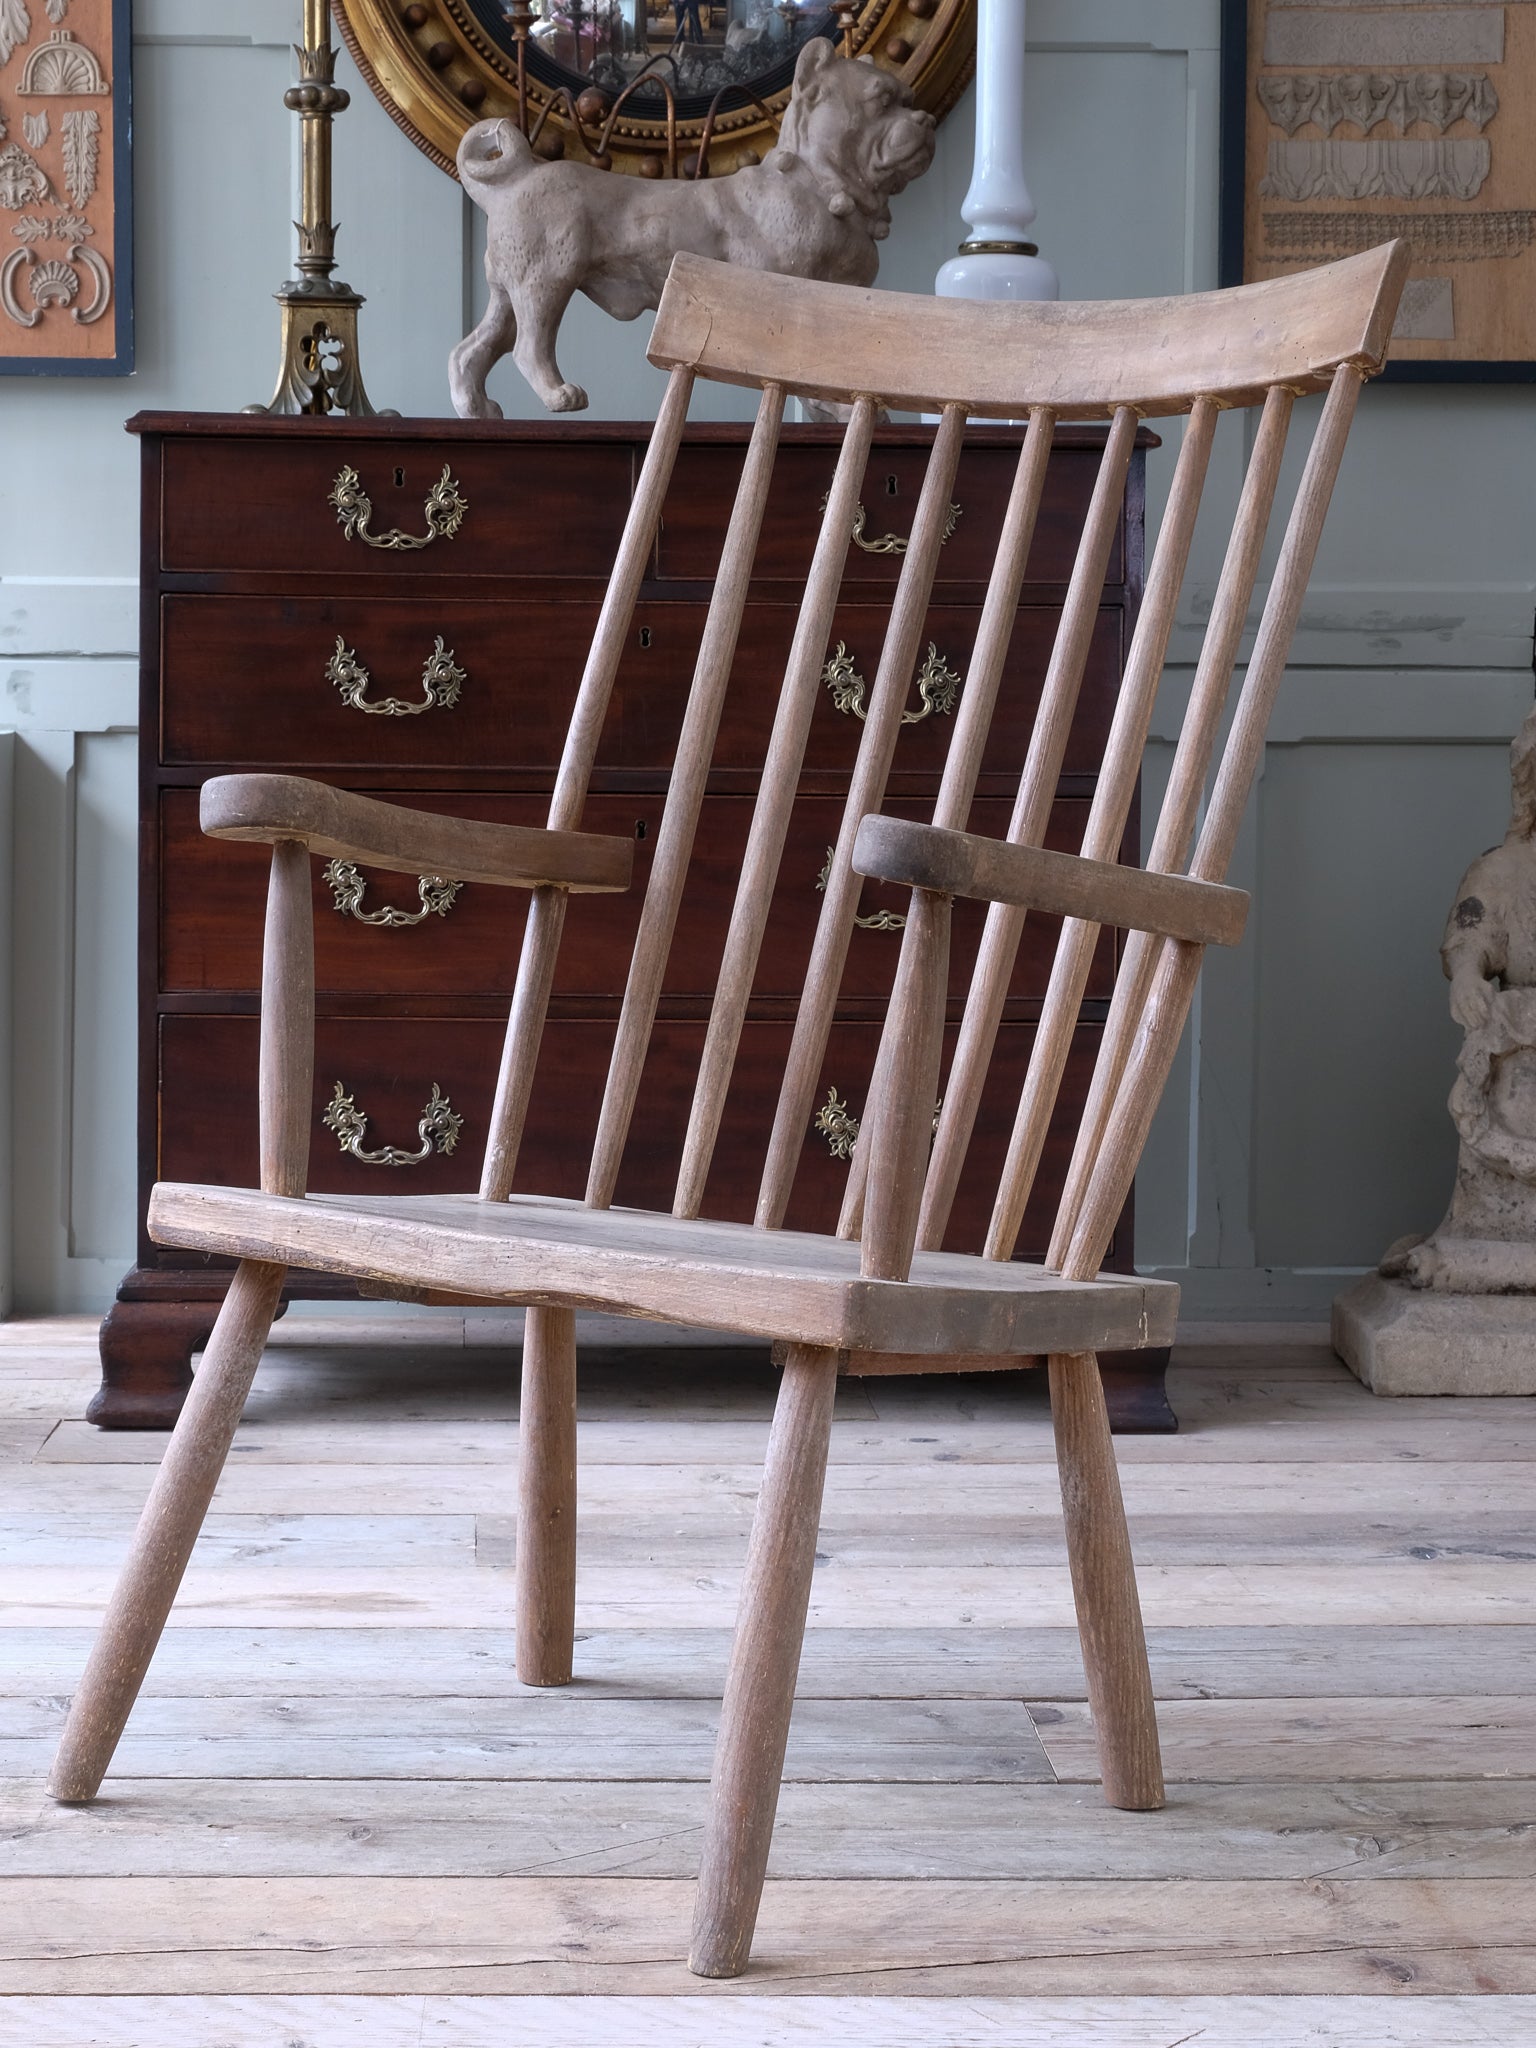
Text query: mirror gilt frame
333 1 973 182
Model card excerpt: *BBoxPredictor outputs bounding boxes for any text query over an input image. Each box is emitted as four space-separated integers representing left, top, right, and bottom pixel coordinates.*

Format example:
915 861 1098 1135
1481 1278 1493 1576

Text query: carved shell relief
18 27 107 93
0 239 108 324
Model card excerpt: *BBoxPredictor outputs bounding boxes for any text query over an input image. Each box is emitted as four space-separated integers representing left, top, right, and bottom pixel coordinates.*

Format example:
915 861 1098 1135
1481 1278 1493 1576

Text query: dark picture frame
1219 0 1536 383
0 0 133 378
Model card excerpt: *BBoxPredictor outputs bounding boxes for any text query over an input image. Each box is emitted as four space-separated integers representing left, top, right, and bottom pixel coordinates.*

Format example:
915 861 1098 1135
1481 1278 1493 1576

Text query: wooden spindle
859 887 952 1280
480 367 694 1204
983 398 1217 1261
49 1256 289 1803
756 403 969 1232
588 383 786 1208
259 839 314 1199
836 410 1057 1245
917 406 1139 1252
1047 383 1294 1268
1061 364 1366 1282
690 1341 839 1977
1049 1348 1164 1808
515 1303 579 1686
1191 370 1365 884
674 398 877 1220
932 408 1058 833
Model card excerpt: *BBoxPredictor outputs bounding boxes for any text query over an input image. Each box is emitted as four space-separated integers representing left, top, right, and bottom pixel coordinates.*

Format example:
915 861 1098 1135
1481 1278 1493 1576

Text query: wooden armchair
50 242 1407 1976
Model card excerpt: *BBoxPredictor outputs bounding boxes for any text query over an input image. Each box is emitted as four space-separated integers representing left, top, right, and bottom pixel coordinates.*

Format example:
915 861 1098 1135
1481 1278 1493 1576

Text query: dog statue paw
449 37 935 417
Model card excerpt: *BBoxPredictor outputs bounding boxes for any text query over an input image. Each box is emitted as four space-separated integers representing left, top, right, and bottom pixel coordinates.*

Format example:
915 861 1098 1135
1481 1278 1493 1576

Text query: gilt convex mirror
334 0 972 181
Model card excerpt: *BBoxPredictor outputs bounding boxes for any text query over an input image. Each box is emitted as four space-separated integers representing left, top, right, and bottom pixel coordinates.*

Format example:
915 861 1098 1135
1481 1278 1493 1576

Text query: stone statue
449 38 936 417
1335 703 1536 1392
1384 702 1536 1293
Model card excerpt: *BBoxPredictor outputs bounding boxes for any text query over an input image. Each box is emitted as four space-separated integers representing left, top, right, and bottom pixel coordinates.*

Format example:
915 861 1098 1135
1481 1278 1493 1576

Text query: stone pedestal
1333 1272 1536 1395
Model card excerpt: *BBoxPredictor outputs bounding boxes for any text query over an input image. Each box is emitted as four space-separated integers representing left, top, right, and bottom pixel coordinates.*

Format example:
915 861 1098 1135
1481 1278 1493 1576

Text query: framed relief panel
0 0 132 376
1220 0 1536 378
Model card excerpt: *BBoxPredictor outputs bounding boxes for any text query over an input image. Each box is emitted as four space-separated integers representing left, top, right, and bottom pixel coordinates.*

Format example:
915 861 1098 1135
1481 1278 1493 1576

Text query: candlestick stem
246 0 388 416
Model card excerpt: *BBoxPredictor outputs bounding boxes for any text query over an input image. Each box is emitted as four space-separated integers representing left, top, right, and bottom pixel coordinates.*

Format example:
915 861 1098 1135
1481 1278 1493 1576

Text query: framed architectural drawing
0 0 132 376
1221 0 1536 378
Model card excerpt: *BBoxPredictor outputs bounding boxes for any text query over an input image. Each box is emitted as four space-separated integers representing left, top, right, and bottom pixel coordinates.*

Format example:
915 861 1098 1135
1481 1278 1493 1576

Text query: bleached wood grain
4 1995 1536 2048
471 1507 1536 1569
9 1561 1536 1630
1 1459 1527 1520
4 1778 1531 1882
1 1876 1528 1993
13 1623 1536 1701
1032 1695 1536 1784
7 1321 1534 2004
0 1423 56 1462
0 1694 1052 1785
36 1410 1536 1465
146 1183 1176 1357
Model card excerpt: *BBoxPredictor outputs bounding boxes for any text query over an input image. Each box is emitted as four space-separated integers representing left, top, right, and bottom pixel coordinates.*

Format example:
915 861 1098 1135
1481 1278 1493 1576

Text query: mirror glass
465 1 843 121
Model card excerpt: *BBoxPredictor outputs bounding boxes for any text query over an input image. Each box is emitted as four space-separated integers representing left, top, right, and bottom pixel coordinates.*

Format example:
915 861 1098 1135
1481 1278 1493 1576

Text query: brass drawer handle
322 1081 463 1166
328 634 465 717
815 845 905 933
812 1086 941 1162
824 641 962 727
329 463 468 551
821 492 962 556
323 859 463 928
814 1086 861 1161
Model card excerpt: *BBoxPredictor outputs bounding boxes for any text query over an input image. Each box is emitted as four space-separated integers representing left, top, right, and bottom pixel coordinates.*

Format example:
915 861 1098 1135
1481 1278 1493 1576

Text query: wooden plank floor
2 1312 1535 2047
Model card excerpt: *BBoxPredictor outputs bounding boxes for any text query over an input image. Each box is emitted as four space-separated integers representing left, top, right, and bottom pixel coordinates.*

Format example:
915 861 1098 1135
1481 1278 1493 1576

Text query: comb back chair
51 241 1408 1976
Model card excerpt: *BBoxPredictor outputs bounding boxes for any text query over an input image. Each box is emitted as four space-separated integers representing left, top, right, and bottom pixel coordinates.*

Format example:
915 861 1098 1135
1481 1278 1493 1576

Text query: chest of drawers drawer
157 1013 1115 1264
155 435 632 579
160 788 1115 1005
155 591 1120 788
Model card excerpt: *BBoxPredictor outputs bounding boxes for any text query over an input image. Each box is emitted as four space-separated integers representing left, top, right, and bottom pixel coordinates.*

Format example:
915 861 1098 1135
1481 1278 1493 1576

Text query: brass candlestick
247 0 386 416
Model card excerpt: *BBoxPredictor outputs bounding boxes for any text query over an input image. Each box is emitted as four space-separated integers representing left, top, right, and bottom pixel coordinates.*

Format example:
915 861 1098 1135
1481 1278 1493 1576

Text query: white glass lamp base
935 249 1060 304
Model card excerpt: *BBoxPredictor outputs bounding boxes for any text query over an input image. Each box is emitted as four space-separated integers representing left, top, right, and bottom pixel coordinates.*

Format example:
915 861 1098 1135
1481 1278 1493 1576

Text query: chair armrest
852 815 1248 948
200 774 633 894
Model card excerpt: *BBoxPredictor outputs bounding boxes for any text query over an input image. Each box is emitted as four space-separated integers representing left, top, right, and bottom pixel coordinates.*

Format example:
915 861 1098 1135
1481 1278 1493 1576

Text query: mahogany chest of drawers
92 414 1172 1430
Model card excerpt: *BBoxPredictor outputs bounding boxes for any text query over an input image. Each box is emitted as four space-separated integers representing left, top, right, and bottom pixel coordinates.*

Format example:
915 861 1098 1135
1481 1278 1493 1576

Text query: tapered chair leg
1048 1349 1164 1810
690 1342 838 1979
49 1259 286 1803
516 1303 578 1686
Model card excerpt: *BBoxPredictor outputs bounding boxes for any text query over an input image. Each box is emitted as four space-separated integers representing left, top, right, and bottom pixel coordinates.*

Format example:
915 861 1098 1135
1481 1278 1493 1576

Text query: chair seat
148 1182 1178 1357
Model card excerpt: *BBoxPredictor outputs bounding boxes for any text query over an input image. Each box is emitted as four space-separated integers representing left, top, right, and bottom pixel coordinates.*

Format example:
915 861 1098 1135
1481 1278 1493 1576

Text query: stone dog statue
1383 702 1536 1292
449 38 935 417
